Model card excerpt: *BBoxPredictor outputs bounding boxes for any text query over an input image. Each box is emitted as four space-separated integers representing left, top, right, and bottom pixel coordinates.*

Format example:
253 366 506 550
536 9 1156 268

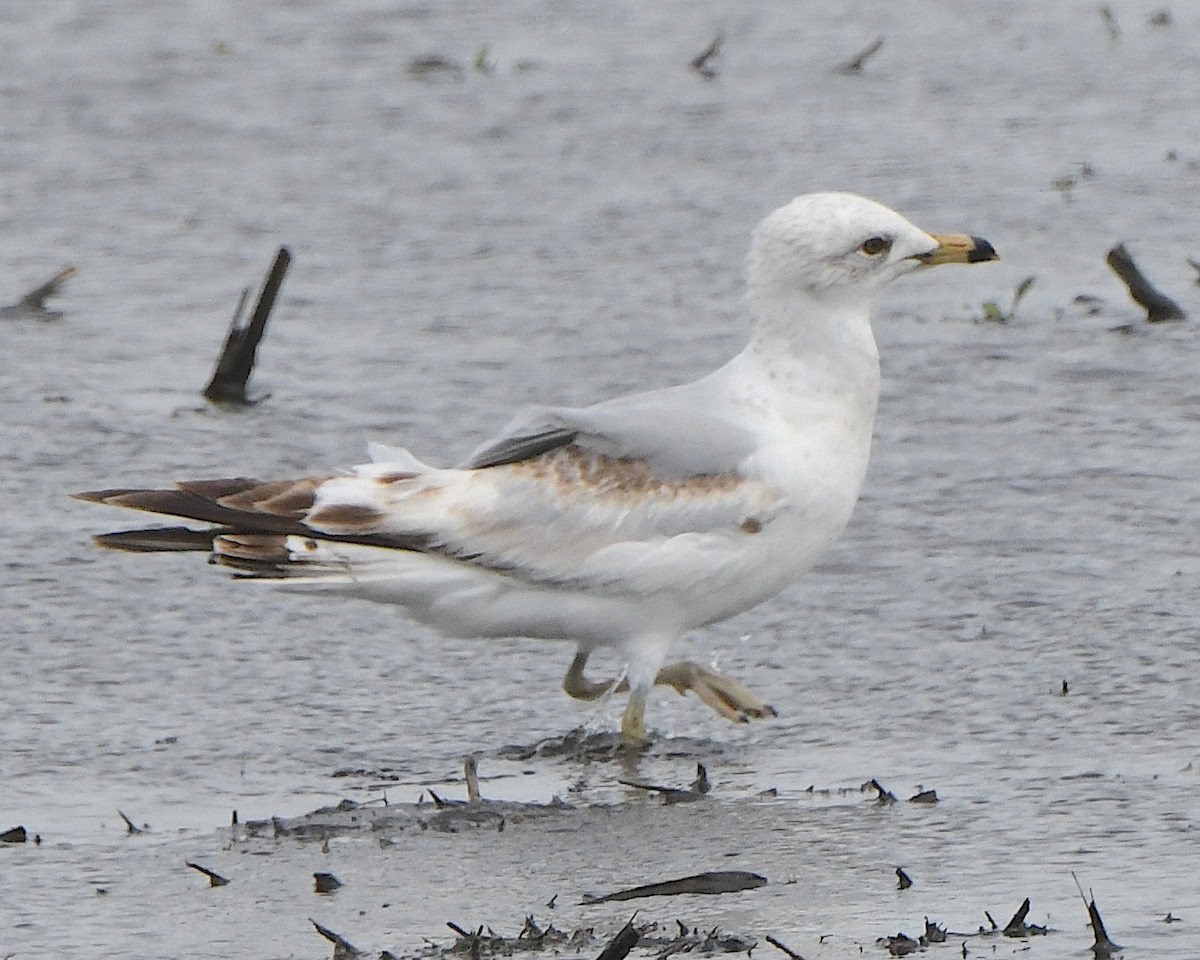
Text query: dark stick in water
581 870 766 904
204 247 292 403
1106 243 1186 322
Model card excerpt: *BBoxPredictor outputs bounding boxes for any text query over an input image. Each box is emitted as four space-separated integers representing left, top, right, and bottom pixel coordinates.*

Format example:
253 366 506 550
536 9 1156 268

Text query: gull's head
747 192 997 306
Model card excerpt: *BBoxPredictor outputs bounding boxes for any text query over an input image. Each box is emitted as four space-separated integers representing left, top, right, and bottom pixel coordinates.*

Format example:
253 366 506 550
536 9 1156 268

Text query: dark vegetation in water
125 755 1149 960
1106 242 1186 324
0 265 74 319
203 246 292 404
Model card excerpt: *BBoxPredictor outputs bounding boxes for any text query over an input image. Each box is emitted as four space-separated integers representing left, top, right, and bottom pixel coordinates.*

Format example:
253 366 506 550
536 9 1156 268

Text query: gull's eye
859 236 892 257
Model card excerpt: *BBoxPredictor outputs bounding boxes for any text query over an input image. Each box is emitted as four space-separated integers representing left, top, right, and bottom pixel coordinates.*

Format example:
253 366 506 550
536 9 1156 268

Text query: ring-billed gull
76 192 996 744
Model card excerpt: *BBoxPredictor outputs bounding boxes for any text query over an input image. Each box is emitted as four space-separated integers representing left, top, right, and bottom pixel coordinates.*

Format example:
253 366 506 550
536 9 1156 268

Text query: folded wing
78 381 780 594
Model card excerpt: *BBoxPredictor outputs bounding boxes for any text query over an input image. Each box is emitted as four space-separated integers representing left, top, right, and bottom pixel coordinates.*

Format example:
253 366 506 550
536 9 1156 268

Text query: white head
746 192 995 310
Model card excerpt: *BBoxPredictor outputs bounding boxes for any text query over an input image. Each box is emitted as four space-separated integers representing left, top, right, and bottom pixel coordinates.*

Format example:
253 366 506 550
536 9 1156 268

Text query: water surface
2 2 1198 956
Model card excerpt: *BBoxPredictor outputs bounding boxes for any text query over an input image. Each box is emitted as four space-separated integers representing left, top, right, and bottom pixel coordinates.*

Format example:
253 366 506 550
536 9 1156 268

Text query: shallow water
3 1 1199 956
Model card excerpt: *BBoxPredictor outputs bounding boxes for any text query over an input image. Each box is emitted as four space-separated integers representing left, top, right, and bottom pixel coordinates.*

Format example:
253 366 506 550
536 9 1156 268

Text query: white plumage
78 192 996 743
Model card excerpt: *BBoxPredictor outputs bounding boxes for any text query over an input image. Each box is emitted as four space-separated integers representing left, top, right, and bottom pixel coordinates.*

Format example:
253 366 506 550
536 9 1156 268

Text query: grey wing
463 376 756 478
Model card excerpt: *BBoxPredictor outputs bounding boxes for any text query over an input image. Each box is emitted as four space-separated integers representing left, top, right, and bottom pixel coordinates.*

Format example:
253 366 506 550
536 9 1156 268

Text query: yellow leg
654 660 777 722
562 652 777 724
562 651 618 701
620 689 648 745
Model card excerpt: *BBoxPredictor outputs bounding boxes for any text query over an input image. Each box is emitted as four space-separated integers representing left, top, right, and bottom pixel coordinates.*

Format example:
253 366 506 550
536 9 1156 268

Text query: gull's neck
744 285 881 401
725 283 882 514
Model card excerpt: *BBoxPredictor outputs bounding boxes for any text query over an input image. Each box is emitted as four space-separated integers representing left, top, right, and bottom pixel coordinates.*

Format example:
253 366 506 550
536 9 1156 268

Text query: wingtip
72 488 131 504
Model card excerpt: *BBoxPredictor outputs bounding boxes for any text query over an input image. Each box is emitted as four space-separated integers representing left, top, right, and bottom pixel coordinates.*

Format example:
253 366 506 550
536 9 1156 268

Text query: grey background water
3 1 1199 956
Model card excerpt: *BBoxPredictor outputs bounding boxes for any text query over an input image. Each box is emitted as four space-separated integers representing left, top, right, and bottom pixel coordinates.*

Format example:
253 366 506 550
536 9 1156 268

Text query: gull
75 192 996 744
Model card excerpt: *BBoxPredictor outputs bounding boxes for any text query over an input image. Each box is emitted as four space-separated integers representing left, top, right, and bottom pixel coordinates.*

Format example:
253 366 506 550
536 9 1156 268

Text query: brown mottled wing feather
92 526 224 552
74 477 431 555
74 480 299 531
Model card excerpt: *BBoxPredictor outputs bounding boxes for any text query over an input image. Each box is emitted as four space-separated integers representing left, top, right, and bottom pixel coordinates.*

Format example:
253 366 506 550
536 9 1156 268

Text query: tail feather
74 477 434 560
93 526 221 552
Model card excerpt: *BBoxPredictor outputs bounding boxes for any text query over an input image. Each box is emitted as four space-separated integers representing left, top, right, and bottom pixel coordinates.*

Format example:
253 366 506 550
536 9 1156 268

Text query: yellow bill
918 233 999 266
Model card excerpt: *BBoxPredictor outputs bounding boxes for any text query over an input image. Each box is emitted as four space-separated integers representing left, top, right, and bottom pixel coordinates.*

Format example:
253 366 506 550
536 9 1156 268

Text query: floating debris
1106 242 1186 323
245 793 567 842
1073 874 1121 958
765 934 806 960
314 871 343 894
474 46 495 74
497 728 632 762
864 779 897 805
408 55 463 77
837 36 884 74
118 810 147 834
878 932 920 956
204 246 292 404
895 867 913 890
581 870 766 905
979 275 1035 323
1002 897 1047 938
0 265 75 319
465 754 482 803
311 917 364 958
594 917 640 960
618 762 711 804
921 917 947 944
1098 4 1121 41
655 923 753 956
689 35 722 79
0 825 27 843
908 788 938 804
185 861 230 887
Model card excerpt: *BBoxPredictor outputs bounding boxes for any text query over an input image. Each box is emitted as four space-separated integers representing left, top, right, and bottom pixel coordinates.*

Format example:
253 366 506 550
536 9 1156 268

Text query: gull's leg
561 650 616 701
621 686 648 744
562 651 776 725
561 650 648 744
653 660 778 723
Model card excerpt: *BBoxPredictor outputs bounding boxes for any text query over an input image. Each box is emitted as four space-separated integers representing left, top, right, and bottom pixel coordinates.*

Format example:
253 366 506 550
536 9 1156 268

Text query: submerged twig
204 246 292 403
1098 5 1121 42
618 762 711 804
980 275 1035 323
311 918 364 958
1002 897 1047 937
1 265 76 320
690 35 722 79
465 754 482 803
865 778 897 804
185 861 230 887
837 36 884 74
594 917 640 960
314 871 342 893
765 934 806 960
1106 243 1186 322
581 870 766 904
3 265 76 317
1072 873 1122 958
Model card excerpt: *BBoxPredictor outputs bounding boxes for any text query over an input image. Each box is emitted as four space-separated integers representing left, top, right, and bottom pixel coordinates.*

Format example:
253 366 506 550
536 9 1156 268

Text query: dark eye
860 236 892 256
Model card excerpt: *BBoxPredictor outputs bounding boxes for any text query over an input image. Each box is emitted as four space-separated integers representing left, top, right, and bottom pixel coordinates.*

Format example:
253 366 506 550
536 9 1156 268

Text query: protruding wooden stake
1106 243 1186 322
204 247 292 403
